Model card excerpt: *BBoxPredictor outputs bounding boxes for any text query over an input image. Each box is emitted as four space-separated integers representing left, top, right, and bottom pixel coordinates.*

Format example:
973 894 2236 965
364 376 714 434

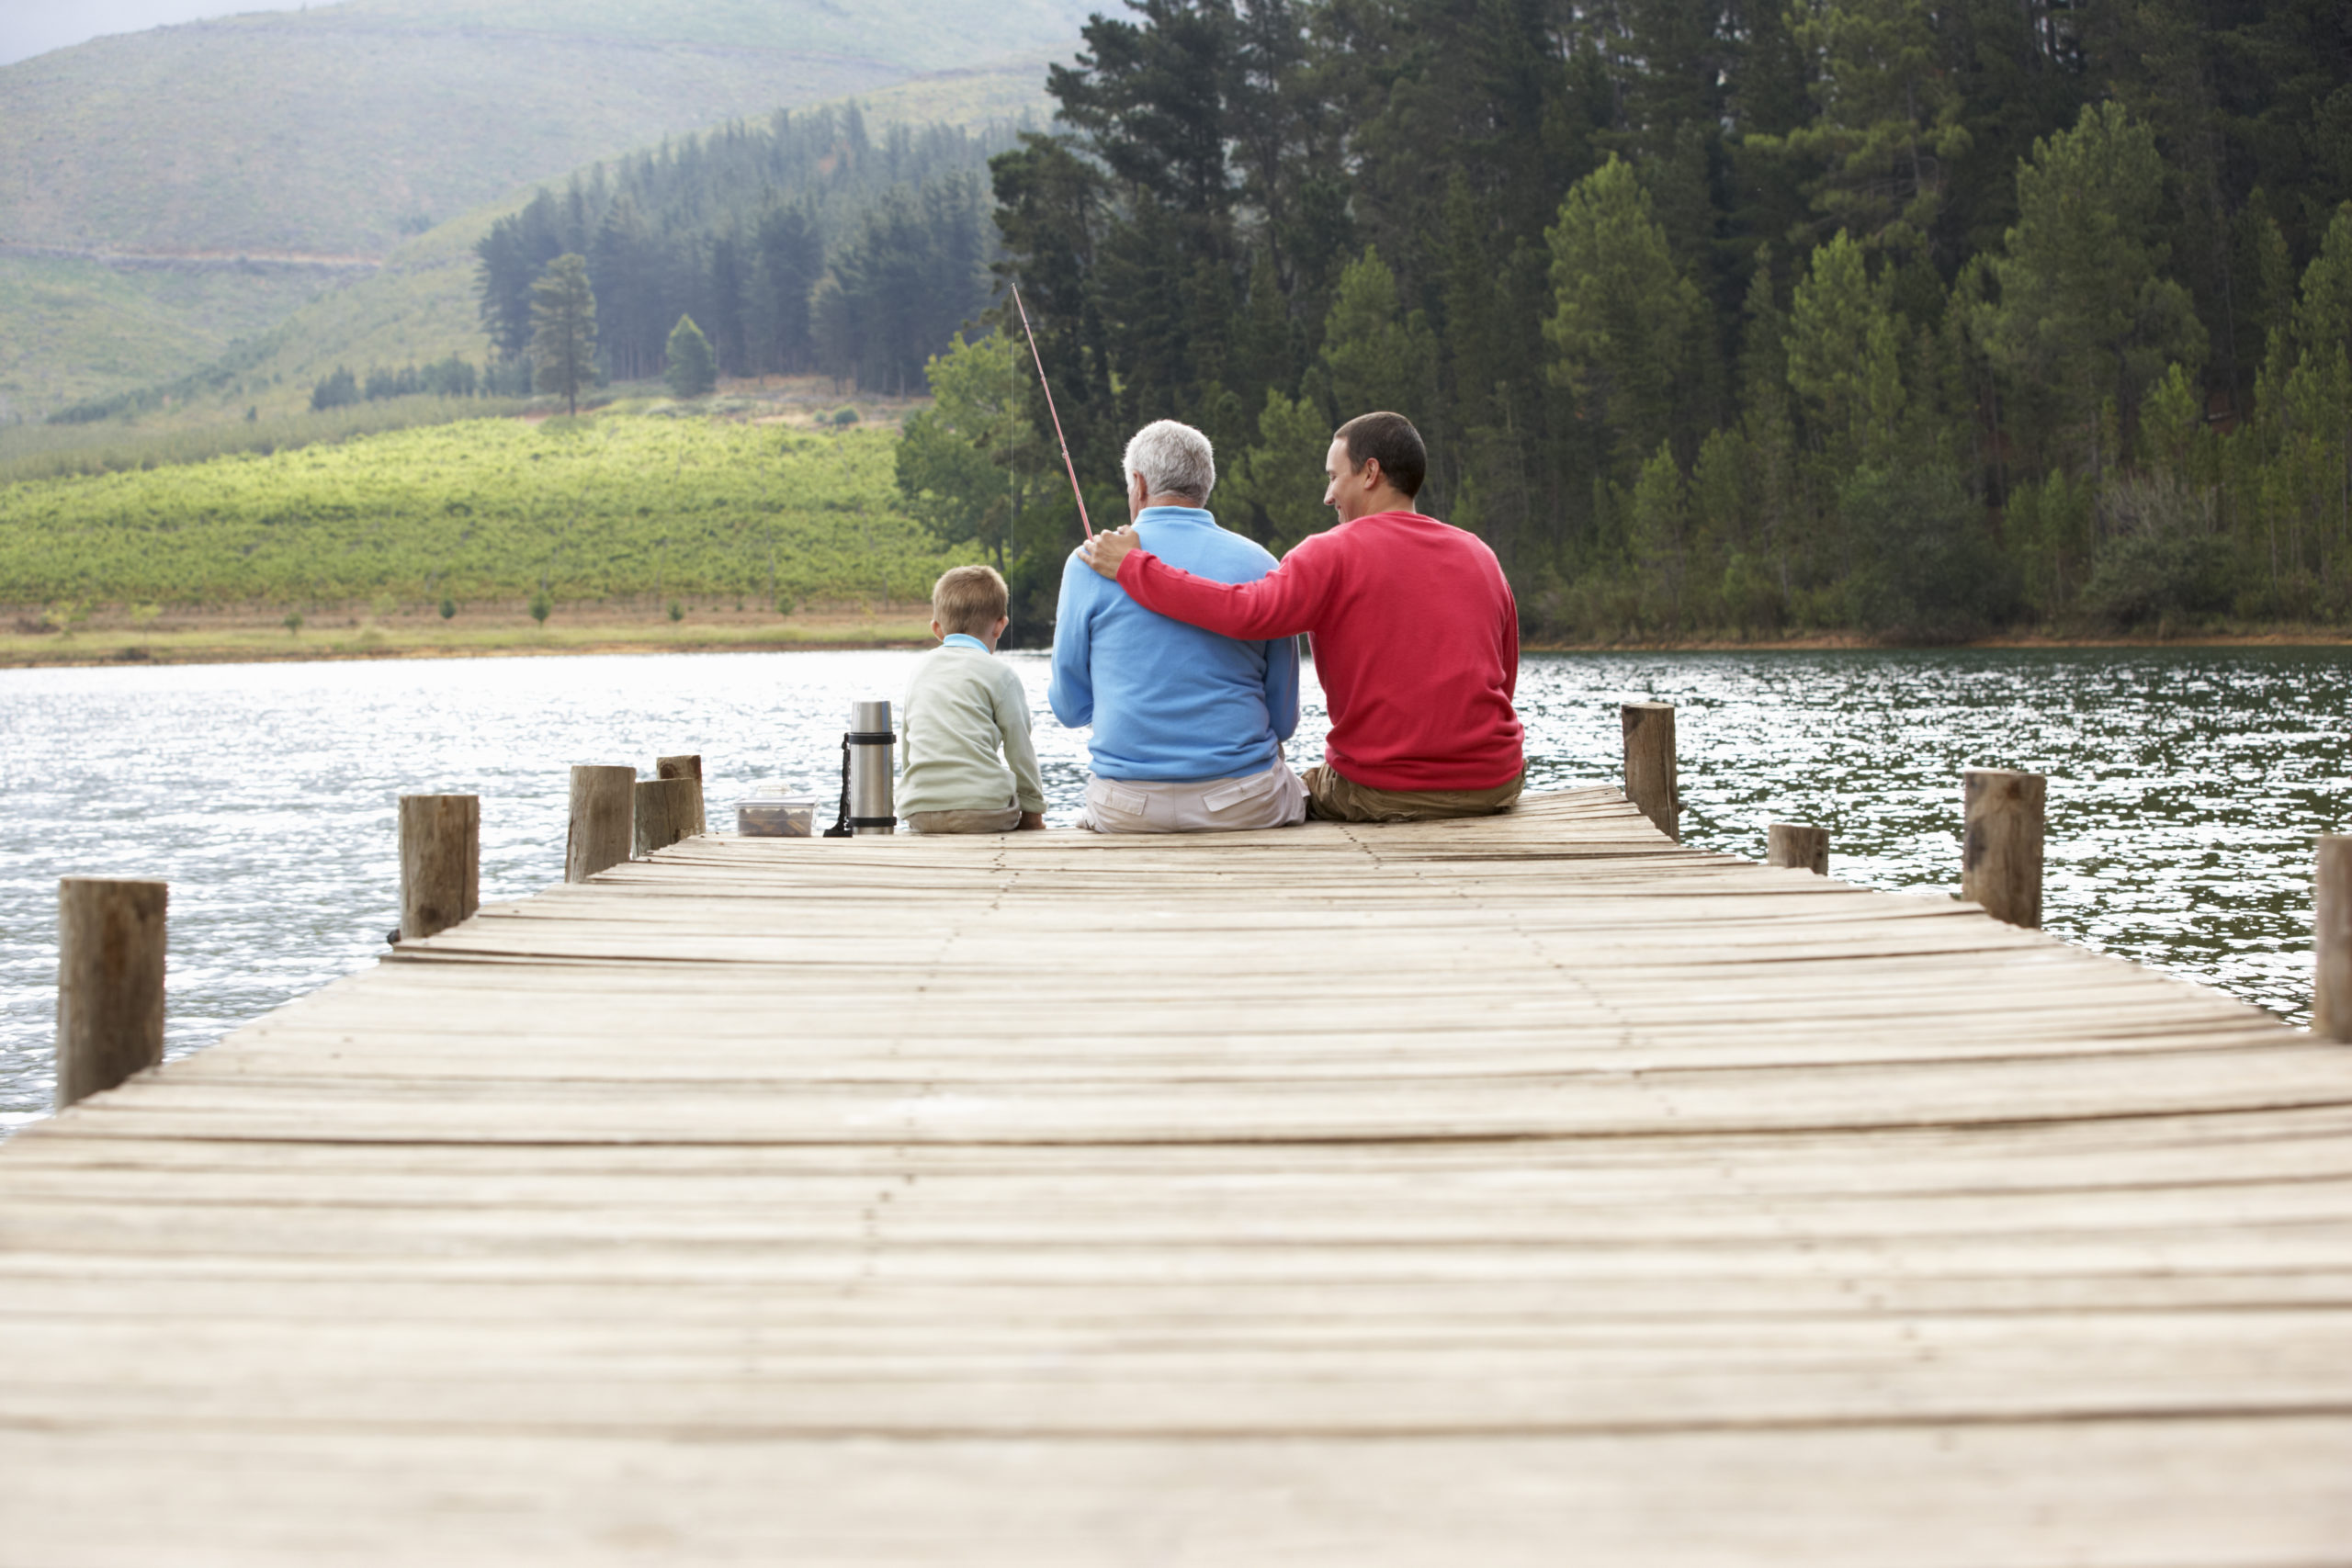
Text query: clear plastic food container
736 788 817 838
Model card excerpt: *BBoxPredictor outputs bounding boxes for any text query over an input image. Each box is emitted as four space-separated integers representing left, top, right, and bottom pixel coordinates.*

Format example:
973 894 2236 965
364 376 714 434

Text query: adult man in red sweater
1080 411 1524 822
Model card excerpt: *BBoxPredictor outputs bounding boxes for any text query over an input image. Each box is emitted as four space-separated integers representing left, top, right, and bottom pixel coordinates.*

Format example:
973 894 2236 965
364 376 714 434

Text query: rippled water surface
2 647 2345 1129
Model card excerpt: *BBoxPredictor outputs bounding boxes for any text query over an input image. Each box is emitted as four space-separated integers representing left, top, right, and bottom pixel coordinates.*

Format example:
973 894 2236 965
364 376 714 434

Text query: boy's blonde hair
933 563 1010 636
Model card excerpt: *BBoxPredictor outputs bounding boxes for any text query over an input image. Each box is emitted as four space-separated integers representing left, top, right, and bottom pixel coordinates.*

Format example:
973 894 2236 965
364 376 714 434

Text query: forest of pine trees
911 0 2352 640
472 105 1019 396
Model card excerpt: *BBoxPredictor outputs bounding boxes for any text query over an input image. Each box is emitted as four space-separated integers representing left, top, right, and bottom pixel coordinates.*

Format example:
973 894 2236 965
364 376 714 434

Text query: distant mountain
0 0 1085 259
0 0 1074 420
9 67 1053 426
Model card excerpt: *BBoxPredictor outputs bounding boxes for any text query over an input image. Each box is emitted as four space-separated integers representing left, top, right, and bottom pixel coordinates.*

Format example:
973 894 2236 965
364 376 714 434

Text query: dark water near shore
2 647 2345 1131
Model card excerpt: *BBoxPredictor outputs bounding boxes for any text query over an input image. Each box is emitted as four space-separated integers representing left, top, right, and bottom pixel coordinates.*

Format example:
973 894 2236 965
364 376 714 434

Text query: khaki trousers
903 804 1023 834
1079 758 1309 834
1303 764 1524 823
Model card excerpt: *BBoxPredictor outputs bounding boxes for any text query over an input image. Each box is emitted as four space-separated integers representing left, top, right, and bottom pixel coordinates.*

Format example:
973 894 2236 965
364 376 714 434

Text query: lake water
2 647 2346 1130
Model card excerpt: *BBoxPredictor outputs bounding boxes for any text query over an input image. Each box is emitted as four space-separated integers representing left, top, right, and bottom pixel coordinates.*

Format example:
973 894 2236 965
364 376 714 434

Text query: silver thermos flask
846 698 896 835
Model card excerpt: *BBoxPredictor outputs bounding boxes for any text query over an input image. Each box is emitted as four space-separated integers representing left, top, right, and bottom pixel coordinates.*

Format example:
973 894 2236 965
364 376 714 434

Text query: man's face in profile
1321 437 1353 519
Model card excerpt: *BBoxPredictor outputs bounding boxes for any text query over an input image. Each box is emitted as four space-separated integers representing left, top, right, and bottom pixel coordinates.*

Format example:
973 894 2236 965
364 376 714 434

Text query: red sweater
1116 510 1523 791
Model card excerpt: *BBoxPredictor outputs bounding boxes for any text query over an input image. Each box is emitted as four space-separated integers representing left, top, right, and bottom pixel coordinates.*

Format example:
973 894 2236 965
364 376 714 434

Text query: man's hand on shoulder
1080 525 1140 581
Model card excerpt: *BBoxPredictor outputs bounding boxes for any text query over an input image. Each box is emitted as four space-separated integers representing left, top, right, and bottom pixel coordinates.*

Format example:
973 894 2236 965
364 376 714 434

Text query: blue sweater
1048 507 1300 782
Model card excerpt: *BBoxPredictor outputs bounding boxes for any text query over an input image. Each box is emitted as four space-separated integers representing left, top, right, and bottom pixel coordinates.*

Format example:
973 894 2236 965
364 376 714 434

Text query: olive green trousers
1302 764 1525 824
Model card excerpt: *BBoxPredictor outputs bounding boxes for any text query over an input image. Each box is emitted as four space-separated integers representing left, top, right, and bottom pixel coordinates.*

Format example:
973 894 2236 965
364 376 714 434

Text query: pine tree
1785 231 1908 478
1544 157 1703 484
1772 0 1971 259
529 254 598 416
1692 425 1755 626
1318 248 1435 424
1224 383 1342 551
705 231 750 376
309 367 358 412
664 314 717 398
590 197 653 382
1973 102 2206 476
2263 204 2352 592
1628 440 1693 630
751 201 824 374
1735 254 1803 601
990 131 1115 491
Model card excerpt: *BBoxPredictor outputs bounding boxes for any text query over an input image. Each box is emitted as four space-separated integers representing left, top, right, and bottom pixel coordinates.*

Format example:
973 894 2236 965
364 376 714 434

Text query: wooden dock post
2319 836 2350 1042
1962 768 2045 930
1767 822 1829 874
1620 703 1679 842
398 795 479 942
635 777 700 857
56 877 166 1109
656 753 707 837
566 765 636 883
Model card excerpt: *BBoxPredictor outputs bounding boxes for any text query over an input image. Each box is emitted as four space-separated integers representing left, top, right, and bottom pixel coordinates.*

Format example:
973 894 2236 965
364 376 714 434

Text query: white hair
1122 419 1216 504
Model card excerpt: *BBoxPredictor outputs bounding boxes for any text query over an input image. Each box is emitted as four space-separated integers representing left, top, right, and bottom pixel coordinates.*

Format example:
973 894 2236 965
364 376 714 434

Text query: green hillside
0 412 972 608
0 0 1083 257
0 254 337 421
0 0 1069 421
143 206 523 427
0 62 1052 423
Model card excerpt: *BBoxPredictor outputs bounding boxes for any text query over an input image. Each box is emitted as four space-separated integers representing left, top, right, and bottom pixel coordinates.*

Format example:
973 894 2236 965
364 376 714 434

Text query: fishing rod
1010 281 1093 539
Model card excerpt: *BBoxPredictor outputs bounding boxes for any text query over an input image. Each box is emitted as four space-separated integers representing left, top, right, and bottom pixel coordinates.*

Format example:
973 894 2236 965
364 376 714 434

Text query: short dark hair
1334 412 1426 499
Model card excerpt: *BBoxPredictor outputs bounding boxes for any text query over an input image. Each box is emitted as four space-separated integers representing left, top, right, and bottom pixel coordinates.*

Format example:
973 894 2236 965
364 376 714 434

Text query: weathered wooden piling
55 877 166 1109
565 765 636 883
397 795 479 942
2319 835 2350 1043
1620 702 1679 842
1962 768 2045 930
634 777 700 857
656 753 707 838
1767 822 1830 874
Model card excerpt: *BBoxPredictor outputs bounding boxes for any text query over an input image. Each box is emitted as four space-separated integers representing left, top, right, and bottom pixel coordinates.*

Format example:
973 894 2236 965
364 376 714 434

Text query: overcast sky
1 1 329 67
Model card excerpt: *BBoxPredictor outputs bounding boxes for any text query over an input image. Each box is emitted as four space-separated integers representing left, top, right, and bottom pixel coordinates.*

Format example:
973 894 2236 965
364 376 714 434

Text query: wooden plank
2 1422 2347 1568
1 785 2347 1562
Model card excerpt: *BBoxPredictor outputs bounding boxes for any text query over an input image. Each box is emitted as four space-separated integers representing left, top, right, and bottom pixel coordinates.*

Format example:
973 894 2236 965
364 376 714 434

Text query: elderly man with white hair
1047 419 1305 832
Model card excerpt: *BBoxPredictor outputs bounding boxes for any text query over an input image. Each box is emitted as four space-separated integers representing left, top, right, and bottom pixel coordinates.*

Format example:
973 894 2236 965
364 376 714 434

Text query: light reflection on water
1 646 2344 1130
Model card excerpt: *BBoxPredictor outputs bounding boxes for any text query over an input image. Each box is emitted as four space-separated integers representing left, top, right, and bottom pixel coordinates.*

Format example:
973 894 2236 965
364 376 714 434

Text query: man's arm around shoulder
1082 525 1330 641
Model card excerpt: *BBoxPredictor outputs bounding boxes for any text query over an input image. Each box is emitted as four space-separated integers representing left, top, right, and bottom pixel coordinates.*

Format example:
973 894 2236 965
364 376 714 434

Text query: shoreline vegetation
5 386 2346 668
0 604 942 669
4 395 2348 670
3 599 2346 671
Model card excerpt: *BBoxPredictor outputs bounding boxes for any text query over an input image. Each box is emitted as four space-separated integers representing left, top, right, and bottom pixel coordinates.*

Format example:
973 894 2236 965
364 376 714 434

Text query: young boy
898 564 1048 833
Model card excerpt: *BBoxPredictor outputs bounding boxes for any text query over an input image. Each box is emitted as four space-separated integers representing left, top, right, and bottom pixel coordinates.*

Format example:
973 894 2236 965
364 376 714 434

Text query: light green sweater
898 637 1047 816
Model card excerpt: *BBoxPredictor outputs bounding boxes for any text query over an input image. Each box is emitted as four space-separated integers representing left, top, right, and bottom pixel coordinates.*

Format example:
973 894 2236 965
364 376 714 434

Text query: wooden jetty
4 786 2350 1562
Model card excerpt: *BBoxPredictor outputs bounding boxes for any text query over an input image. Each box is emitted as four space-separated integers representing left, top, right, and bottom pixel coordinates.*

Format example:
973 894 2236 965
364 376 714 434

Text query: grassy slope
0 0 1083 257
0 412 980 609
0 57 1054 421
204 62 1057 420
186 207 514 423
0 254 334 419
0 397 534 485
